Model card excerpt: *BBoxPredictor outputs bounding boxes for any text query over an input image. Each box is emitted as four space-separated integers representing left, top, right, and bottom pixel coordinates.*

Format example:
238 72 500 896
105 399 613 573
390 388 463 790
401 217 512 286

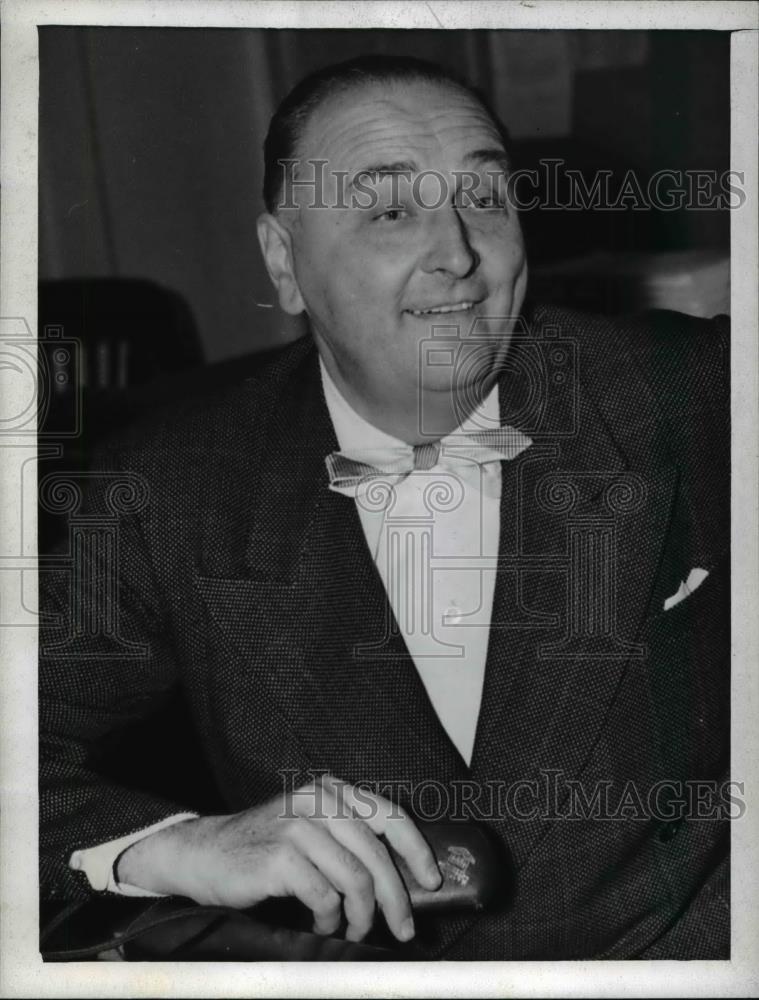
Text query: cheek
479 221 527 289
497 217 526 267
341 239 413 307
511 233 527 275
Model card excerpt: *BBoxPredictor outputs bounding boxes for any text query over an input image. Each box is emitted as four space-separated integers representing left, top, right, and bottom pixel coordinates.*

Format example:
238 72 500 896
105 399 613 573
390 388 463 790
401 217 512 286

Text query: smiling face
257 77 527 441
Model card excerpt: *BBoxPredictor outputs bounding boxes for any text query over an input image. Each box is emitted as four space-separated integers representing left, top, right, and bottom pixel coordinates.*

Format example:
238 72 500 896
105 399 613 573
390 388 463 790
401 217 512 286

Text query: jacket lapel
468 332 678 867
223 338 469 786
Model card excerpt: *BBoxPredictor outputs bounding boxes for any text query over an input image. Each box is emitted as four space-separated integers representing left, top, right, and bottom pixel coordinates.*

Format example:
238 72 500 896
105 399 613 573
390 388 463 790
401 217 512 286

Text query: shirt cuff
68 813 199 896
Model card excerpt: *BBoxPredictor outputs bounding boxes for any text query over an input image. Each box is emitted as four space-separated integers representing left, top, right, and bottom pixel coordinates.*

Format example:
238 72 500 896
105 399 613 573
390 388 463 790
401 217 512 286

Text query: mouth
404 300 479 317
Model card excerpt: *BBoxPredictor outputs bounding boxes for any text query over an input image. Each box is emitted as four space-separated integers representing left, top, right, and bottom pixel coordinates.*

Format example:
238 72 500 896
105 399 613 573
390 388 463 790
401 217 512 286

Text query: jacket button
657 818 683 843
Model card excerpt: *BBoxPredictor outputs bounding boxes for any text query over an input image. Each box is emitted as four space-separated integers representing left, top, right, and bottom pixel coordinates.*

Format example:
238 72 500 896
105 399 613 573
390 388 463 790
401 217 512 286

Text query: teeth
409 302 474 316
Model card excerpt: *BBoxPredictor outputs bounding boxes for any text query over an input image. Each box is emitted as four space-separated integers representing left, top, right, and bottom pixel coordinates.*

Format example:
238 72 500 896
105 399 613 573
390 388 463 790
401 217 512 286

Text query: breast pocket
649 551 729 630
645 551 730 781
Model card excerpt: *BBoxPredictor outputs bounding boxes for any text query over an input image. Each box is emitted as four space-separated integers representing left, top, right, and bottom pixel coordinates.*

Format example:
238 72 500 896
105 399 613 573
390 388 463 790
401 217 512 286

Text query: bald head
263 54 510 214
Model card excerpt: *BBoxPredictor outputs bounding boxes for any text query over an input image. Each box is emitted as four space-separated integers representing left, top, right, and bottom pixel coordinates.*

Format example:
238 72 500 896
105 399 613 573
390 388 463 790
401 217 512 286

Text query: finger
328 815 416 943
289 819 377 943
309 805 416 943
290 773 349 822
290 779 415 941
278 848 342 936
335 780 442 891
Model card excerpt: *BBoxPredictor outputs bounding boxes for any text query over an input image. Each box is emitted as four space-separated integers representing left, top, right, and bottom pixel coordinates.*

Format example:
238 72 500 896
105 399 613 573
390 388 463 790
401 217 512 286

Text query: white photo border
1 2 757 996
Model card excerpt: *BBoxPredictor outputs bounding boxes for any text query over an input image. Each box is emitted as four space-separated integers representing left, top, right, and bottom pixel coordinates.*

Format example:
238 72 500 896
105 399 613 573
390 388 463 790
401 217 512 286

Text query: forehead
298 79 505 173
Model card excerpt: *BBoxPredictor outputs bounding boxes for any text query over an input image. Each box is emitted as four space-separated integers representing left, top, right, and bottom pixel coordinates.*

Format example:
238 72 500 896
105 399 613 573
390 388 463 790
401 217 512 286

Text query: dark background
39 28 730 363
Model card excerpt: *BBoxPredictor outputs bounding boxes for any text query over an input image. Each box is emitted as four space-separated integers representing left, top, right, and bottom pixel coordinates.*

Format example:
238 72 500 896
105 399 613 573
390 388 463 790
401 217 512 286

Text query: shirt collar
319 356 501 458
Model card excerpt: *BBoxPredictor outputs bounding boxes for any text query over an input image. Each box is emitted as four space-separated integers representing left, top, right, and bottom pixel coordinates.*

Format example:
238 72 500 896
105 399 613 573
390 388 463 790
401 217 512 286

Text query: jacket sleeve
69 813 198 895
39 453 196 900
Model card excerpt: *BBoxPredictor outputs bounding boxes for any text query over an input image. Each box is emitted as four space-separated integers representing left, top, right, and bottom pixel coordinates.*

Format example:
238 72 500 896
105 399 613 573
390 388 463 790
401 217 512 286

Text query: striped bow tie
325 426 532 497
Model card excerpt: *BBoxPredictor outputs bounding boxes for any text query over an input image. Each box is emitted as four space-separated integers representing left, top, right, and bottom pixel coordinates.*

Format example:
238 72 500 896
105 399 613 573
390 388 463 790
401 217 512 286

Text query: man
40 55 730 959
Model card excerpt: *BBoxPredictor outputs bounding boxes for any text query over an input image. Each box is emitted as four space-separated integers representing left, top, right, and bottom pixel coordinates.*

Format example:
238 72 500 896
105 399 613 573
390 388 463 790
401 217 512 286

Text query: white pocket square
663 567 709 611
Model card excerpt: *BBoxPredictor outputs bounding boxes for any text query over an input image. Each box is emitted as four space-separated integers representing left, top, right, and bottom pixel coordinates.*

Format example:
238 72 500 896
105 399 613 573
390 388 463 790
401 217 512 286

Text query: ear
256 213 305 315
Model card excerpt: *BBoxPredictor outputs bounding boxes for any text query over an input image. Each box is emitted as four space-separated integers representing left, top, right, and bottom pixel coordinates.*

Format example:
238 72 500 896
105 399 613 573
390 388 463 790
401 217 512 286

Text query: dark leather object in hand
391 821 504 913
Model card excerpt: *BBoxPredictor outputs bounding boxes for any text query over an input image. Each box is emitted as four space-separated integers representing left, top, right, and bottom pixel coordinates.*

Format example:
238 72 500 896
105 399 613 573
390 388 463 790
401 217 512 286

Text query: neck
319 352 495 445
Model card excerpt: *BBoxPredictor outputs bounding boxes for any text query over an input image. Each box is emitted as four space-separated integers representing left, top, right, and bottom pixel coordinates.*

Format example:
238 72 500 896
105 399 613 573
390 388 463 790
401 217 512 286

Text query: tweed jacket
39 302 731 959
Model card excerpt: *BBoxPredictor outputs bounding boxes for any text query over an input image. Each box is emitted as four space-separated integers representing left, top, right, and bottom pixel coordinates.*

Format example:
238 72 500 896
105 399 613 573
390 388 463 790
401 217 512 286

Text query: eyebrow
348 161 417 189
349 151 510 190
463 148 512 173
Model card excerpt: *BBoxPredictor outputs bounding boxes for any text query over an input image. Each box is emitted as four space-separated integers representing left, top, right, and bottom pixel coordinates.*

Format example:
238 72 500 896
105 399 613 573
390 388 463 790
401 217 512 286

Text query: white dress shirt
320 359 503 766
71 358 508 893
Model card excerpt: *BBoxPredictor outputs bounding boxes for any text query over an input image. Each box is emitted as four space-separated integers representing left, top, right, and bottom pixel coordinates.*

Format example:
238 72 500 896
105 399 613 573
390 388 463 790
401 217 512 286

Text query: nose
420 206 479 279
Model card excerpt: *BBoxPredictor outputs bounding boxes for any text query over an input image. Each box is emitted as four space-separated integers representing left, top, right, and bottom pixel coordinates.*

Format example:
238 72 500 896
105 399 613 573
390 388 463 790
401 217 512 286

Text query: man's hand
116 773 441 942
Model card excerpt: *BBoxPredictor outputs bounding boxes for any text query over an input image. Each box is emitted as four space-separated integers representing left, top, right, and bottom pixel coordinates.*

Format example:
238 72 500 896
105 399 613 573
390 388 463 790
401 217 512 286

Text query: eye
466 195 507 211
373 208 409 223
